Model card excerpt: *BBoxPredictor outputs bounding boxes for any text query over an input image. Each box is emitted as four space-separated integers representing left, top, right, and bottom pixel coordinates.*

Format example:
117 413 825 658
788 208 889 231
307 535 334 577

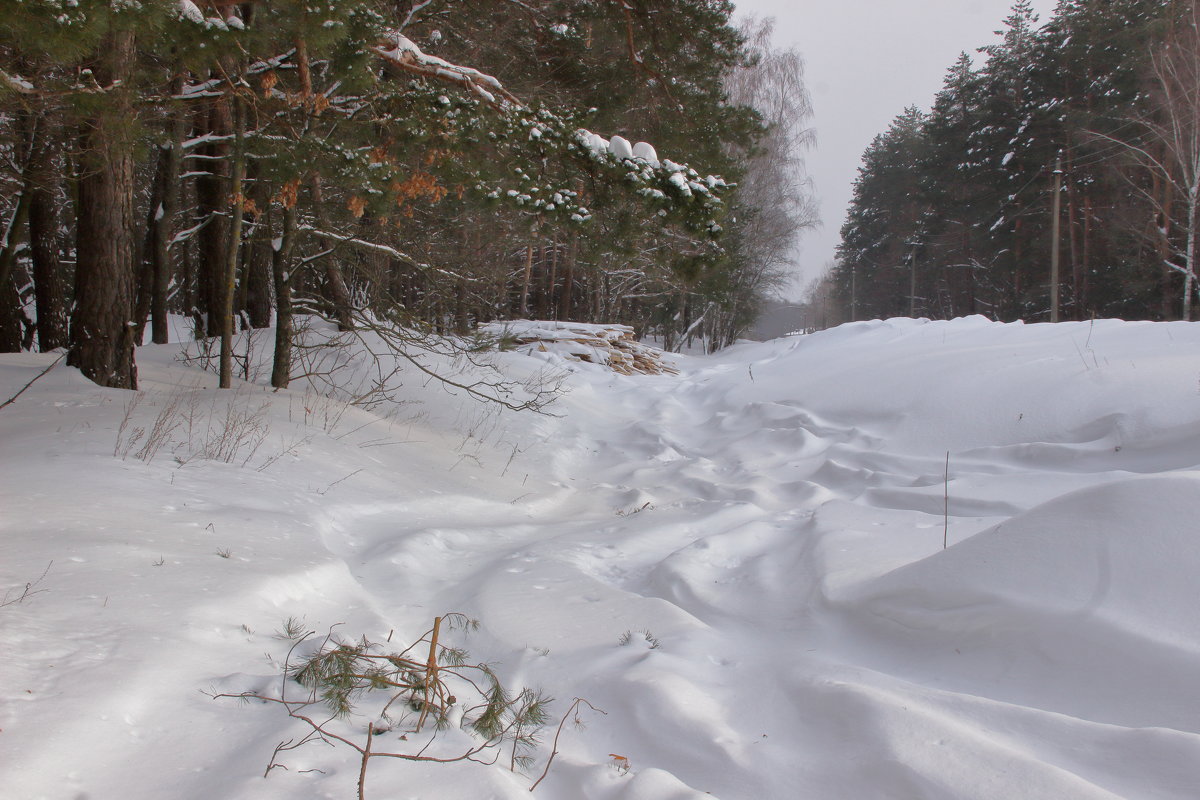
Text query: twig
1 561 53 608
529 698 605 792
315 468 364 495
943 451 950 550
0 353 65 411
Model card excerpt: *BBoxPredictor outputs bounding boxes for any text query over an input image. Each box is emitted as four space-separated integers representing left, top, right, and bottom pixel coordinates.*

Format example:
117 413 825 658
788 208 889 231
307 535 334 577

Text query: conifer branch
214 615 553 800
0 67 36 95
372 34 523 109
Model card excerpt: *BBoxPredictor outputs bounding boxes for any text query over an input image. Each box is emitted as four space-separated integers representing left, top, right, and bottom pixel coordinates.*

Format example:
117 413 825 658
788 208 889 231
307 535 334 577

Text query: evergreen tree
829 0 1184 324
834 107 929 319
0 0 812 391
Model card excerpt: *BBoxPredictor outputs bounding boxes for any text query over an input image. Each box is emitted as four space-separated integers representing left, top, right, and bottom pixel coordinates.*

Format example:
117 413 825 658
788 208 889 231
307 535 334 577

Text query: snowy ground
2 316 1200 799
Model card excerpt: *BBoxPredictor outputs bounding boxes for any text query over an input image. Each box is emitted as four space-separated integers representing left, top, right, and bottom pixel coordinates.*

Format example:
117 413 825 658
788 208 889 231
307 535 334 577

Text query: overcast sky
731 0 1059 298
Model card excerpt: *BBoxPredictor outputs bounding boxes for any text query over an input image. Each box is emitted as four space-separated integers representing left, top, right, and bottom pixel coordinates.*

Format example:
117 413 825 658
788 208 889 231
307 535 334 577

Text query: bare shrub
114 389 186 463
114 385 271 468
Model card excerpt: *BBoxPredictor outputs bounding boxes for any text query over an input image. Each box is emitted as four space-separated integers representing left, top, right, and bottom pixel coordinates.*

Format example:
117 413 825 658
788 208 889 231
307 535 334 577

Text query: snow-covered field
3 316 1200 799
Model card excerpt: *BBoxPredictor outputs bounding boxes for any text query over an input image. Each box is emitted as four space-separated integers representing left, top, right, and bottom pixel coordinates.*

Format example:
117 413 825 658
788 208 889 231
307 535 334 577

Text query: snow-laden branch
373 32 522 109
177 0 243 31
0 67 36 95
0 66 122 97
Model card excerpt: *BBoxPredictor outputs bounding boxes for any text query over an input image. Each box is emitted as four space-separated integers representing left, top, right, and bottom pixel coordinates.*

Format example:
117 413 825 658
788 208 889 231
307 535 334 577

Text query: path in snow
289 318 1200 798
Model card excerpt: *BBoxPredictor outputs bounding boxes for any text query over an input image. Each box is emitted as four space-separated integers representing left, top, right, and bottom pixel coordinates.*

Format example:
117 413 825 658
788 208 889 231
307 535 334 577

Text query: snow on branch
373 32 522 109
577 129 728 204
176 0 244 31
0 67 36 95
0 66 123 98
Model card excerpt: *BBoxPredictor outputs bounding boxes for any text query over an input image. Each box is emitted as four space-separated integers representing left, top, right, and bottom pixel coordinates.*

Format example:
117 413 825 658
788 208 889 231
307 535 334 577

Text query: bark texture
68 29 138 389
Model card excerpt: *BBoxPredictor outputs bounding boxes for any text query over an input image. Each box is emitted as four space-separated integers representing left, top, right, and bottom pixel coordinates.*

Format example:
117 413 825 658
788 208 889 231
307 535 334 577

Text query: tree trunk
271 204 298 389
0 186 31 294
28 153 67 352
149 76 187 345
244 224 274 329
309 176 354 330
519 242 534 317
559 235 576 320
219 93 246 388
133 147 167 344
1184 185 1198 322
68 29 138 389
0 276 25 353
195 91 233 339
454 280 469 333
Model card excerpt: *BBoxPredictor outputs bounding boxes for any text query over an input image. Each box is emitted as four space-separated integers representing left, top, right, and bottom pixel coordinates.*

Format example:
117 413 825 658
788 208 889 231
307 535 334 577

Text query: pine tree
834 107 929 319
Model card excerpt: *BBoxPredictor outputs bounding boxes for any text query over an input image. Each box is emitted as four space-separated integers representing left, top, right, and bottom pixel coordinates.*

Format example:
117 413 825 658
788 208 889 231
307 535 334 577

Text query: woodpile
500 322 680 376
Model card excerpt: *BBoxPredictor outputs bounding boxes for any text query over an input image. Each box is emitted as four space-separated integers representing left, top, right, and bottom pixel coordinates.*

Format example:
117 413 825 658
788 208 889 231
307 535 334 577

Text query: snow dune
2 316 1199 799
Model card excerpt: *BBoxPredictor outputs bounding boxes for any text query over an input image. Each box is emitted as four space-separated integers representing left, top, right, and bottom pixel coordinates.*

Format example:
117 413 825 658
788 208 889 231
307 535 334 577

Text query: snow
374 31 511 107
667 172 693 197
176 0 204 24
631 141 660 166
578 131 661 168
609 135 634 161
3 316 1200 799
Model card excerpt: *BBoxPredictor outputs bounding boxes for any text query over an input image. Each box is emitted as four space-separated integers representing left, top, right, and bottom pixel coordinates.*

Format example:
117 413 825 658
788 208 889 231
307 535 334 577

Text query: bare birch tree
715 16 818 348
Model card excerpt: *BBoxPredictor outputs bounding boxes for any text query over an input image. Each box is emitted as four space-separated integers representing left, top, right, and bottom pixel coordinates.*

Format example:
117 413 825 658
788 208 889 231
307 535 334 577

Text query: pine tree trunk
219 93 246 389
0 276 25 353
15 107 69 352
454 280 469 333
1153 169 1176 319
309 176 354 330
244 229 273 329
519 242 534 317
133 149 167 344
243 165 274 329
28 156 67 352
149 78 186 345
271 204 297 389
68 29 138 389
0 185 30 295
196 93 232 339
559 236 576 321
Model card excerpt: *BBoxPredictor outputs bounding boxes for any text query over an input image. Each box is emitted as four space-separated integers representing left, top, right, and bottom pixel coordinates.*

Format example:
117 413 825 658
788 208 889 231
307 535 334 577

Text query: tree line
0 0 814 391
824 0 1200 325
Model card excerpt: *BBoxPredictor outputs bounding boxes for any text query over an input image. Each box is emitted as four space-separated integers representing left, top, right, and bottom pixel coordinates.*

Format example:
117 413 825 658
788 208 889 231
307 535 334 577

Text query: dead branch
529 698 606 792
0 354 65 411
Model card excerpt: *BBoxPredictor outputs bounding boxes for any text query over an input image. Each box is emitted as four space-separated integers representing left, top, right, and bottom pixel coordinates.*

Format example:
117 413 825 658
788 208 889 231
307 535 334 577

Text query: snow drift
2 316 1200 799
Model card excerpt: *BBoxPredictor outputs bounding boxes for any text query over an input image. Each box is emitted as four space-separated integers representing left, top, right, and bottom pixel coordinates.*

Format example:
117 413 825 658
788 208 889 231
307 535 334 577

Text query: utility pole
1050 152 1063 322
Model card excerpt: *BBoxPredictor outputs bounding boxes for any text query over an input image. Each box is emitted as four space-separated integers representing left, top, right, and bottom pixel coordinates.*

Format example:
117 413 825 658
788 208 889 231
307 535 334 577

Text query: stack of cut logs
509 325 680 376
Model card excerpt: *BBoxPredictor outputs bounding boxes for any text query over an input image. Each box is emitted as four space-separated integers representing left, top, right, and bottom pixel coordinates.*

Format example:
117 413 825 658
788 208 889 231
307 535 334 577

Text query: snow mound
7 315 1200 799
852 474 1200 643
720 316 1200 457
839 473 1200 729
483 320 679 376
